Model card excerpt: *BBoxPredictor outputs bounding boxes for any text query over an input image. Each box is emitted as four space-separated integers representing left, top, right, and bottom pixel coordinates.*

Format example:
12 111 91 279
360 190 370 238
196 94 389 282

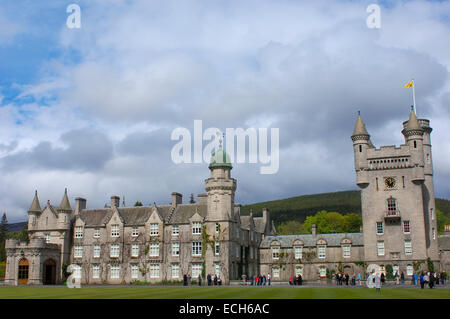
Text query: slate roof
260 233 364 248
240 216 251 229
438 235 450 251
253 217 266 233
79 209 113 227
79 203 209 226
169 204 207 224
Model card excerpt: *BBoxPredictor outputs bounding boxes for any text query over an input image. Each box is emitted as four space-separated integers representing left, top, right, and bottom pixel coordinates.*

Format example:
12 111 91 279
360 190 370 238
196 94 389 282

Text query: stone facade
4 110 450 285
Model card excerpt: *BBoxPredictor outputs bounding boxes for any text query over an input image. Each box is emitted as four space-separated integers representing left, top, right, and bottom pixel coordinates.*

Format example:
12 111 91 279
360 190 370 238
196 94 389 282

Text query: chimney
74 197 87 214
197 193 207 204
262 207 271 234
262 207 269 223
111 195 120 208
312 224 317 237
171 192 182 207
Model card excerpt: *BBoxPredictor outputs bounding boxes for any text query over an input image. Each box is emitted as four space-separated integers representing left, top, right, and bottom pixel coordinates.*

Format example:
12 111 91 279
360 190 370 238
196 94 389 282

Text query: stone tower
352 109 439 272
204 148 238 281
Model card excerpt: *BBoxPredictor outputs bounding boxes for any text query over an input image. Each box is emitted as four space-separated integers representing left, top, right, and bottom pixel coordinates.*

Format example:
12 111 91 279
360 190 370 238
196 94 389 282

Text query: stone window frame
74 226 84 238
93 244 101 258
376 222 383 235
293 240 303 260
131 243 139 258
149 264 160 278
131 264 139 279
172 242 180 256
110 224 120 238
110 243 120 258
171 263 180 278
149 243 160 257
271 241 280 260
317 239 327 259
172 225 180 237
92 264 100 279
192 263 202 278
150 223 159 236
110 264 120 279
377 241 385 256
74 245 83 258
131 226 139 237
93 228 100 238
404 240 412 255
403 220 411 234
192 222 202 235
192 241 202 256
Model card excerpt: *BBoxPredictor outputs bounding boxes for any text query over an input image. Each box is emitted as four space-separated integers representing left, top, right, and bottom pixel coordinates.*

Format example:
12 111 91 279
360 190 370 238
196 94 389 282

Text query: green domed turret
209 149 232 169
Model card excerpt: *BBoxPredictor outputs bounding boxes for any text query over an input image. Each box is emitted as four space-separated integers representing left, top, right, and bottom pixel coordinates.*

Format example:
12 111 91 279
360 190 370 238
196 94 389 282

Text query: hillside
241 190 450 226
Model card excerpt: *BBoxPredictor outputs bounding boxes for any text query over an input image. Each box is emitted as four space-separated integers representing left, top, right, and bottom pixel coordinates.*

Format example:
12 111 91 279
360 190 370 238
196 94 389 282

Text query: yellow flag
404 80 414 88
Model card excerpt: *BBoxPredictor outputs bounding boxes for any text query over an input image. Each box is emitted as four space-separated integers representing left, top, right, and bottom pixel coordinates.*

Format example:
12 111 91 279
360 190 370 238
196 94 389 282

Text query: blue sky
1 0 450 222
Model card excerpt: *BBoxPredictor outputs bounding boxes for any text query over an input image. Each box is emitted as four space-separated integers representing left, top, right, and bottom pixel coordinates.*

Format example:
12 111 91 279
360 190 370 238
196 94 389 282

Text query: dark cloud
0 129 113 171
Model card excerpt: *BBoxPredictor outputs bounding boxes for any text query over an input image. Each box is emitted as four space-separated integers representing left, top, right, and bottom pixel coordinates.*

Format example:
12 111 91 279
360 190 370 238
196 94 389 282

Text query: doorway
43 259 57 285
18 258 29 285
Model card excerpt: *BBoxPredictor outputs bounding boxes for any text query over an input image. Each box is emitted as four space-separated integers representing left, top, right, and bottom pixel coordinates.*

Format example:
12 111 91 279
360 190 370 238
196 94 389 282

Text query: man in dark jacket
183 274 188 286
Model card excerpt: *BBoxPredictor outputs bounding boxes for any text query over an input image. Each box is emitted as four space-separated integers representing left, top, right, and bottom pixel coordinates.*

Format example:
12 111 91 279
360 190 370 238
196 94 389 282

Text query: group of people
417 272 446 289
182 274 223 286
335 272 362 286
248 274 272 286
288 274 303 286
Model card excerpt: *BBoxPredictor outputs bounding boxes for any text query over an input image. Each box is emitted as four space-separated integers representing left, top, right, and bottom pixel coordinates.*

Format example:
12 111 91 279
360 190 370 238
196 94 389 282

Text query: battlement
367 144 410 158
367 156 411 170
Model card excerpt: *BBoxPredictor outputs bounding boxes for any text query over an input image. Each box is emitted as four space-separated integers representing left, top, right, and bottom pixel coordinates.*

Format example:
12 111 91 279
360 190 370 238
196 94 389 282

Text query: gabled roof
240 215 252 229
253 217 266 233
260 233 364 248
169 204 208 224
117 206 154 225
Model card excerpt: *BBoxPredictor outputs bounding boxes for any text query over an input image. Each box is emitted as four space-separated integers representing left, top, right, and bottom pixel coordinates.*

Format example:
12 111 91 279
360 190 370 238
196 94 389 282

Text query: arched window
387 197 397 215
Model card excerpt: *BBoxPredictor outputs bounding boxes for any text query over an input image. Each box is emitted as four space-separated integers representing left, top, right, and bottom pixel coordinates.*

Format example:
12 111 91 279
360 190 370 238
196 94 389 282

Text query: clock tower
352 108 439 272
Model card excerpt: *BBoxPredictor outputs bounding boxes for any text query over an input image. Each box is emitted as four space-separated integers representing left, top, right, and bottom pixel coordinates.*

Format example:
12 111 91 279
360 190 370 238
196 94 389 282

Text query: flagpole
412 78 416 115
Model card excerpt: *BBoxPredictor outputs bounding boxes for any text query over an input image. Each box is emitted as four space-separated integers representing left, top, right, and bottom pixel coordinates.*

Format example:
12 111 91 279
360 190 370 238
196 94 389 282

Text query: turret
57 188 72 228
28 190 42 230
402 108 425 182
351 113 372 187
205 149 236 220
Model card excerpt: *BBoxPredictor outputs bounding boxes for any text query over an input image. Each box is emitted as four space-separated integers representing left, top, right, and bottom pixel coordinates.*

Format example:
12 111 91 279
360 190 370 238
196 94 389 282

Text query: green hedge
0 262 5 280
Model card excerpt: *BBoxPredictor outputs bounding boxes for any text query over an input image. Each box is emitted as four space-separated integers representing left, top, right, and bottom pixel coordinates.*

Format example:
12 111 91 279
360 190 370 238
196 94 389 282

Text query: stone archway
18 258 29 285
43 259 57 285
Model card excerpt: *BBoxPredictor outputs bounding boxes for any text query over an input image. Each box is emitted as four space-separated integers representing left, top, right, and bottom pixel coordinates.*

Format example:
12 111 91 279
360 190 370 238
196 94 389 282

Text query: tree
276 220 304 235
0 213 8 262
189 194 196 204
437 209 450 234
134 201 143 207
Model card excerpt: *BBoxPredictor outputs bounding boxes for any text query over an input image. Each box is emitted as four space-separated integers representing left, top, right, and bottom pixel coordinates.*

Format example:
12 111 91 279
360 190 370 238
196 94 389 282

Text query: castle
4 109 450 285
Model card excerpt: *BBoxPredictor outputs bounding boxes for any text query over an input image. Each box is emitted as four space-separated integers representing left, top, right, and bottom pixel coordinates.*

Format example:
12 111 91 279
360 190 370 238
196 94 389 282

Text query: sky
1 0 450 222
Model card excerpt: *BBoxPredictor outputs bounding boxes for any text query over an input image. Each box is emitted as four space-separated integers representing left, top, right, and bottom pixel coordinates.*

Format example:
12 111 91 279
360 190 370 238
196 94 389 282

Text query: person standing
298 274 303 286
198 274 202 286
357 273 361 286
183 274 188 286
214 274 218 286
289 275 293 286
395 271 399 285
267 273 271 286
400 271 405 285
380 273 385 286
413 272 418 286
345 273 349 286
420 273 424 289
207 273 211 286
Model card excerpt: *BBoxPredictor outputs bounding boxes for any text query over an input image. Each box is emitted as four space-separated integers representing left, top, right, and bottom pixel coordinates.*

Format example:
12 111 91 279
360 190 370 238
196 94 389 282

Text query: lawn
0 286 449 299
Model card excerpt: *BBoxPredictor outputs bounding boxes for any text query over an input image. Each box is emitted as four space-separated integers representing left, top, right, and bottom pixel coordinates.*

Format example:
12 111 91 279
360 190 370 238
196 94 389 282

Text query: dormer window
132 227 139 237
150 223 159 236
93 228 100 238
75 226 84 238
272 246 280 260
111 225 119 237
192 222 202 235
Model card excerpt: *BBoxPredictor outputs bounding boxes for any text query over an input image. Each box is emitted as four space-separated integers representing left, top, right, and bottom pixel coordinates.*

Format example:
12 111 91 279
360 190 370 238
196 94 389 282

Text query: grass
0 286 448 299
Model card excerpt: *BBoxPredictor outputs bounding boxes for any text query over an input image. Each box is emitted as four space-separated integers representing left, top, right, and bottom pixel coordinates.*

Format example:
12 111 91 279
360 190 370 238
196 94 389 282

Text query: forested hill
241 190 450 226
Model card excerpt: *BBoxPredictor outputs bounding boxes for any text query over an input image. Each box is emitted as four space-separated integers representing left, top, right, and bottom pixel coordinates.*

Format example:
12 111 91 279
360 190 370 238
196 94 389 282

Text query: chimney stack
171 192 182 207
111 195 120 208
312 224 317 237
74 197 87 214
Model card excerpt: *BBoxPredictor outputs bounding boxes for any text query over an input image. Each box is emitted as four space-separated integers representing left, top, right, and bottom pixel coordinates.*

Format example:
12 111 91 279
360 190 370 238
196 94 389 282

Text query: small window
131 264 139 279
93 228 100 238
215 223 220 233
359 145 362 152
149 243 159 257
215 242 220 255
131 243 139 257
93 244 101 258
171 264 180 278
404 240 412 255
172 225 179 236
74 245 83 258
318 246 326 259
110 265 120 279
132 227 139 237
192 242 202 256
294 247 303 259
172 242 180 256
272 267 280 278
432 228 436 240
111 225 119 237
150 223 159 236
150 264 160 278
272 247 280 260
376 222 383 235
319 266 326 278
342 245 351 258
192 222 202 235
403 221 411 234
75 226 84 238
377 241 385 256
45 234 50 243
110 244 120 258
414 140 417 148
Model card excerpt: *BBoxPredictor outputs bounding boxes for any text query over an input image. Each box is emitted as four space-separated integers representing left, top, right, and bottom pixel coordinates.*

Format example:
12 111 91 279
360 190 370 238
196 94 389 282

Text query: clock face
385 177 396 189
